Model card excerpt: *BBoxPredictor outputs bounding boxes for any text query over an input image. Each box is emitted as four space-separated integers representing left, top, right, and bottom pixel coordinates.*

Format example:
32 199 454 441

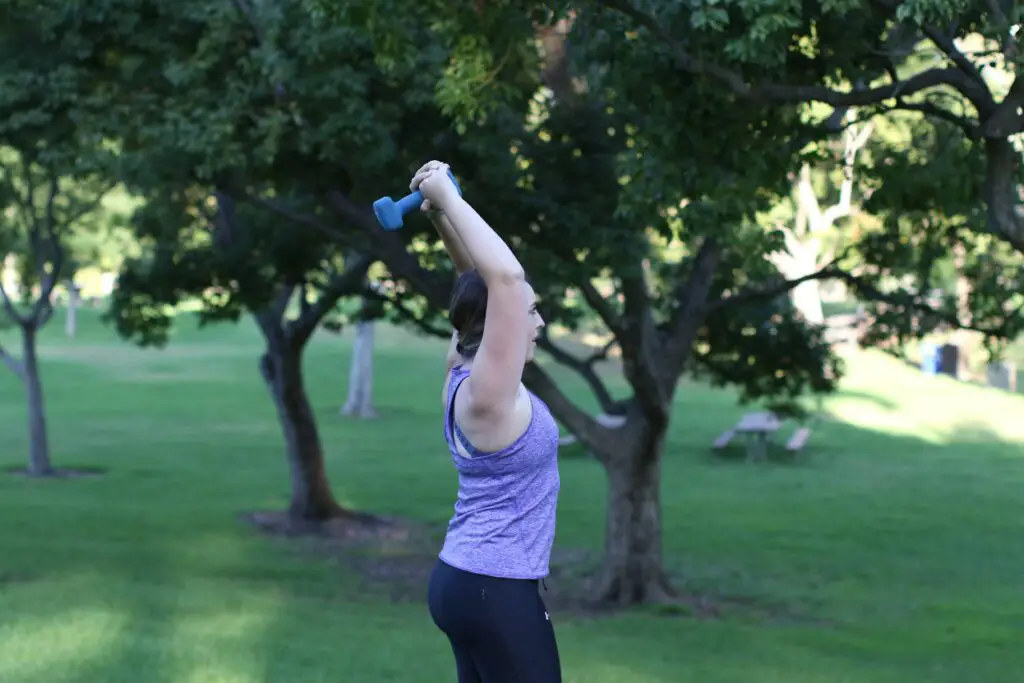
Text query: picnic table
713 411 815 461
733 411 782 461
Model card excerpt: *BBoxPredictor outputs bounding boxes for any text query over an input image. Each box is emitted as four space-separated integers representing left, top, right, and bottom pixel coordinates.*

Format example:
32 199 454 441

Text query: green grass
1 308 1023 683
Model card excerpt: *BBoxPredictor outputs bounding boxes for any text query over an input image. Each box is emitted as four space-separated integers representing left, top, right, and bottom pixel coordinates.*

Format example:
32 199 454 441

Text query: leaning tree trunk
259 346 342 522
341 320 377 419
21 325 54 476
593 420 673 605
65 283 80 338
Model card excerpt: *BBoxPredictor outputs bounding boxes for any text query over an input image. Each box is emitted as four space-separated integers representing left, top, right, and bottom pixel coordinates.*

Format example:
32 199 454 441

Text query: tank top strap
444 365 471 448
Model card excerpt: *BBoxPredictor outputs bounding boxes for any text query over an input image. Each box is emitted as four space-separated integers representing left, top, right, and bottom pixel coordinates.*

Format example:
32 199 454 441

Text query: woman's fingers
410 160 445 191
410 172 425 192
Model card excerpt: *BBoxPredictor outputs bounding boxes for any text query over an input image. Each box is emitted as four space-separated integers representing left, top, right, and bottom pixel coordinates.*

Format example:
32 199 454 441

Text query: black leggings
427 559 562 683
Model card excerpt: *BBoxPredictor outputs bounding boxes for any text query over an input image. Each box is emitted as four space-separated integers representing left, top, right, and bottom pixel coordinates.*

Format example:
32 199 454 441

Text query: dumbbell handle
373 170 462 231
393 191 426 216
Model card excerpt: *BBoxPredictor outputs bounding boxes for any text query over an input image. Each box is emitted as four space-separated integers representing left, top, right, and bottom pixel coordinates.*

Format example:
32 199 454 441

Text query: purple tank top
439 366 561 579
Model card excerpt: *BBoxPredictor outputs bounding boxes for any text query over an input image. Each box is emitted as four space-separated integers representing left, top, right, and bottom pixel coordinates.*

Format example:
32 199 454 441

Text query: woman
411 160 563 683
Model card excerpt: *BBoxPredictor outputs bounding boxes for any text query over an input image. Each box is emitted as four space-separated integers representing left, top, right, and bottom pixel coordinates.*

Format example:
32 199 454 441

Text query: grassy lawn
1 309 1022 683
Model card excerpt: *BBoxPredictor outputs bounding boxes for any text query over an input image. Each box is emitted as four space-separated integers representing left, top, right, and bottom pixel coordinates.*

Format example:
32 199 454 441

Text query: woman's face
525 283 544 362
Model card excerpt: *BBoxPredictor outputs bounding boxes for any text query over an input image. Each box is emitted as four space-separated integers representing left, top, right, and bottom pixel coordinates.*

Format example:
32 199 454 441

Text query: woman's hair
449 269 488 357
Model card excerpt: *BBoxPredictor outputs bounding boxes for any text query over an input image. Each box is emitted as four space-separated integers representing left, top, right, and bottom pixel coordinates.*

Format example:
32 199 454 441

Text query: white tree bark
774 118 874 324
1 254 17 299
66 281 80 338
341 320 377 419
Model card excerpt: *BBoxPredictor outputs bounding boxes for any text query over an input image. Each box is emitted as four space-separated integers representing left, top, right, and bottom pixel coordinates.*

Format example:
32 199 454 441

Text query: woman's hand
411 160 460 213
410 160 443 214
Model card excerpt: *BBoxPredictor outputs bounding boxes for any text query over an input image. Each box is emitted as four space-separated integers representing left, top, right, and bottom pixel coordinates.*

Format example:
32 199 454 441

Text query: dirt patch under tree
240 510 834 624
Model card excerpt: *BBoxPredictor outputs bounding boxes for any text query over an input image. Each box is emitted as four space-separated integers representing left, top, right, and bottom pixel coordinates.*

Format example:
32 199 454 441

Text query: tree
0 2 120 474
0 150 117 475
340 287 386 419
109 183 373 523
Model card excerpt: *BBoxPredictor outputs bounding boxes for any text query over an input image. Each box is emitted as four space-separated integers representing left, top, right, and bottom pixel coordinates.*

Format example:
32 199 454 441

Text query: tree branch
0 275 28 327
981 76 1024 139
984 0 1017 61
0 341 24 380
254 284 295 354
536 330 618 413
705 255 848 314
65 182 118 228
578 277 625 338
254 194 358 246
288 252 375 347
521 360 603 452
895 98 979 135
361 285 450 339
662 238 722 380
875 0 992 107
819 120 874 229
539 238 627 338
613 268 673 422
323 189 452 310
838 269 1019 337
247 187 452 314
593 0 992 118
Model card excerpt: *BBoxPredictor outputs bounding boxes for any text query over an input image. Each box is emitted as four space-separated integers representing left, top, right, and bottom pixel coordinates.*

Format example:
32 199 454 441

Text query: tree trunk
65 284 80 338
21 325 54 476
259 346 342 522
341 321 377 419
593 421 674 605
775 235 826 325
2 254 17 298
791 277 825 325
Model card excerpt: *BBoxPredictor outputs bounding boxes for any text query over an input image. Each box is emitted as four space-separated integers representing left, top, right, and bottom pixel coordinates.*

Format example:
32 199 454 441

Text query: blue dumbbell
372 170 462 231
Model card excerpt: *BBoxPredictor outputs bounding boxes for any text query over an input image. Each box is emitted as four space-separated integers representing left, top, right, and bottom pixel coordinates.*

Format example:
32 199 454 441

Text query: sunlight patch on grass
0 606 129 682
565 663 664 683
173 603 284 642
175 664 262 683
828 352 1024 446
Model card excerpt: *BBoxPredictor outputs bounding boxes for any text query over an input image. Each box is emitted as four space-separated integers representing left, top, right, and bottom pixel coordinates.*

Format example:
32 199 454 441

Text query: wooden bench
785 426 812 452
712 428 736 450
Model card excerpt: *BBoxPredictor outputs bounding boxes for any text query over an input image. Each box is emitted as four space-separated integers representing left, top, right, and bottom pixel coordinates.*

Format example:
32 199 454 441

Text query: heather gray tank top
439 365 561 579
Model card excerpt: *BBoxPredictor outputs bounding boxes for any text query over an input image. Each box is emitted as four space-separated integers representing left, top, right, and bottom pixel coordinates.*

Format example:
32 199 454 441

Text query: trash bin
938 343 960 378
920 343 940 375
